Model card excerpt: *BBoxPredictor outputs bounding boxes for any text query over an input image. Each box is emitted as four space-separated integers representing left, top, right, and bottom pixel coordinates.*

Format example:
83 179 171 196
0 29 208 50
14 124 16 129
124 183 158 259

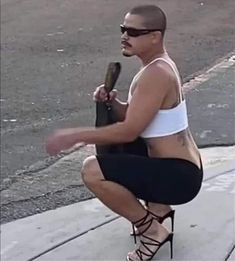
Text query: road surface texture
1 0 235 223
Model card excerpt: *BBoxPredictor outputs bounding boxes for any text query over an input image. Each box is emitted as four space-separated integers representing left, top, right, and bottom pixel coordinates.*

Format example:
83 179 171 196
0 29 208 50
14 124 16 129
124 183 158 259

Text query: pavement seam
203 168 235 182
183 52 235 92
225 243 235 261
198 143 235 149
26 215 120 261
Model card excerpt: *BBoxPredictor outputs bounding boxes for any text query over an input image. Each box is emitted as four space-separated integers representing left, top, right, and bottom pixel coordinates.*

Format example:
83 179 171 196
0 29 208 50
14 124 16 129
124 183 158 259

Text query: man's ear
151 31 161 44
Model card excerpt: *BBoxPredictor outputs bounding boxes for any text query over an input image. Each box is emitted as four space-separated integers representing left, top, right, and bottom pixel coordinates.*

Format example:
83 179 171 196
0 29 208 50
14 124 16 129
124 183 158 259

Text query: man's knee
81 155 103 185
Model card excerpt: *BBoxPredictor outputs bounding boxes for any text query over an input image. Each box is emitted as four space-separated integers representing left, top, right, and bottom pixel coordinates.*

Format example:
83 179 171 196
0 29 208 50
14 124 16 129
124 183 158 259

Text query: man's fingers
93 91 107 101
93 86 108 101
109 89 117 100
93 85 117 102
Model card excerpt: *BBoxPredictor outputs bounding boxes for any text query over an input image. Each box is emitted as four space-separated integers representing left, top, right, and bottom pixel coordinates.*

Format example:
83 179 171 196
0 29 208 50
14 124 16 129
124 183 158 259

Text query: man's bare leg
81 156 146 220
131 202 173 235
81 155 170 260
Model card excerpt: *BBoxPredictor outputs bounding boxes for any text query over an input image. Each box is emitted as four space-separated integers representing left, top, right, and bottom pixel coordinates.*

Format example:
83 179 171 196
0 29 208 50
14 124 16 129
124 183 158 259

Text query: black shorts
96 154 203 205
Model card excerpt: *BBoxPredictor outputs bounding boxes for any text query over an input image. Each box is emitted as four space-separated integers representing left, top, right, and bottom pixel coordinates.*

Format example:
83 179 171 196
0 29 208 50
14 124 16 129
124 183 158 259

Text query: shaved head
129 5 167 36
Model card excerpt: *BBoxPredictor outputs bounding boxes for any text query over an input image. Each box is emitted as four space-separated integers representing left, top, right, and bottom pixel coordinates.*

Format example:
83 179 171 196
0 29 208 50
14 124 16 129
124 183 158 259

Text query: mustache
121 40 132 47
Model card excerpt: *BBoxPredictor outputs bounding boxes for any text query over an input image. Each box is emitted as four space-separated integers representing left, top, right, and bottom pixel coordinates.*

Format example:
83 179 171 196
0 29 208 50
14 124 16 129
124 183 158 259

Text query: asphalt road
1 0 235 222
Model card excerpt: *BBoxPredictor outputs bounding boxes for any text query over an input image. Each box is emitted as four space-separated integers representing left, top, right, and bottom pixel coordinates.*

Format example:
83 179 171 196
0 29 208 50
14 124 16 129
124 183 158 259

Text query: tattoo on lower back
176 130 189 146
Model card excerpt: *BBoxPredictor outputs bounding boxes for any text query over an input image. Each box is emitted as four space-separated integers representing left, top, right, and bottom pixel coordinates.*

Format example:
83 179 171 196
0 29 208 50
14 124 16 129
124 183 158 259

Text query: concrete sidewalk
1 146 235 261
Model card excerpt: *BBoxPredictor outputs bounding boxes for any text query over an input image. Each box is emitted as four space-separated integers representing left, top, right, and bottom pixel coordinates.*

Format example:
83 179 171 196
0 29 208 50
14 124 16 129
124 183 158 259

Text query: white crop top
127 57 189 138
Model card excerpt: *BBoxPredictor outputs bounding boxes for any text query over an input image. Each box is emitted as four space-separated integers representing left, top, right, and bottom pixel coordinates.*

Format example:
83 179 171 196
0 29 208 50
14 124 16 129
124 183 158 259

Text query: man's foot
127 217 172 261
130 204 173 236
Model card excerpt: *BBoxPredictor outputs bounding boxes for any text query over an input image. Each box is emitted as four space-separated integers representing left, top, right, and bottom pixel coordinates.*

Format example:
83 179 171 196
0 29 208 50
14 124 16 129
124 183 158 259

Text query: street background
1 0 235 223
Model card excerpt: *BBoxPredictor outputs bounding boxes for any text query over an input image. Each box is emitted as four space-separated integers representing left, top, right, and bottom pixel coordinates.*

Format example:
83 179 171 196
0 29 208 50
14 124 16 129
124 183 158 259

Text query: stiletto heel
132 223 137 244
170 233 174 259
128 211 174 261
170 210 175 232
155 232 174 259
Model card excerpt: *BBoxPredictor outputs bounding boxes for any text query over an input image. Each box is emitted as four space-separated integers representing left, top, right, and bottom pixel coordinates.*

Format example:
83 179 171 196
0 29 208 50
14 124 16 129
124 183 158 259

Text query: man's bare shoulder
147 59 174 77
136 61 172 92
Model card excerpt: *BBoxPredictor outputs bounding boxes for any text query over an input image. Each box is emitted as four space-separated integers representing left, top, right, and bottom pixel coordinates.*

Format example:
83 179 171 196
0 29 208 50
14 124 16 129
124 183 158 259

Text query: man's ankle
148 204 171 214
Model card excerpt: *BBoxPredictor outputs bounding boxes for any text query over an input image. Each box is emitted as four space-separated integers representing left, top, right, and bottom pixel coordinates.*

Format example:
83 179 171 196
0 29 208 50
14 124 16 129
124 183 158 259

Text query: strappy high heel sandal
128 211 174 260
131 209 175 237
150 209 175 231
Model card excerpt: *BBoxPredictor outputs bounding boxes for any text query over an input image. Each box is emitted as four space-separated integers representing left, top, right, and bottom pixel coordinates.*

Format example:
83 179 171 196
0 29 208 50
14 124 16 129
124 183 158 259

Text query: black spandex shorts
96 154 203 205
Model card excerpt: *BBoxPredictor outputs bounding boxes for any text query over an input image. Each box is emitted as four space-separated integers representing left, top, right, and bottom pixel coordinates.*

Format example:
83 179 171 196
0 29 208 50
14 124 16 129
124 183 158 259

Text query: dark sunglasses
120 24 162 37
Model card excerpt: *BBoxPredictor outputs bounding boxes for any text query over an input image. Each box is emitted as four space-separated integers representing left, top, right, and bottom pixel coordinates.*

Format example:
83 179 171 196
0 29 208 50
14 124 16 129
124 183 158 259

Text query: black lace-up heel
149 209 175 231
131 209 175 237
128 211 174 260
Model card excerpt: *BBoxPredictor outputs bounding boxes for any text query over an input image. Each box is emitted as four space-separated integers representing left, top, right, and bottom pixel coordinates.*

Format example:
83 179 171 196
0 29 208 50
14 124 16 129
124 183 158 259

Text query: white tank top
127 57 189 138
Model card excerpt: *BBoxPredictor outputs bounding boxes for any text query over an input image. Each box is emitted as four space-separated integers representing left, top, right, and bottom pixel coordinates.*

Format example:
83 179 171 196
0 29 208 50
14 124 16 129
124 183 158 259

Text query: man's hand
46 128 82 156
93 84 117 102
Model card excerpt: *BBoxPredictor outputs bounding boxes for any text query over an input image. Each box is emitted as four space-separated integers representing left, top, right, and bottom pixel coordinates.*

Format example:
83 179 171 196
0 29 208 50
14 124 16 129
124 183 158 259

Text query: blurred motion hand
46 128 81 156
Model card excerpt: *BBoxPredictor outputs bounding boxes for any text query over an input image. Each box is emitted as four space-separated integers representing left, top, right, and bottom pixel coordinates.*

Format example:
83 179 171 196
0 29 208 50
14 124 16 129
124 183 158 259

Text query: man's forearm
111 98 128 121
71 122 135 146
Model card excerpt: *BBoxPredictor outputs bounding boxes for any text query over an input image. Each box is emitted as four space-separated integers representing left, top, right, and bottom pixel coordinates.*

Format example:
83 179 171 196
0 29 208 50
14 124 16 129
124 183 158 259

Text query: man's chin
122 50 133 57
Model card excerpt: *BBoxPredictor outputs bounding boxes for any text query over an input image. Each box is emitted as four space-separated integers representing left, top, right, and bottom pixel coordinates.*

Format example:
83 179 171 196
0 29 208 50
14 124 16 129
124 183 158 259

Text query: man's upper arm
123 65 170 139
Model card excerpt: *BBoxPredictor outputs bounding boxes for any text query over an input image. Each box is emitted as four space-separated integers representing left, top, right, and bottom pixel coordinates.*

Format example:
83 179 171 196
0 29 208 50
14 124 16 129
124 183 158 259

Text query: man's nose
121 31 129 40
